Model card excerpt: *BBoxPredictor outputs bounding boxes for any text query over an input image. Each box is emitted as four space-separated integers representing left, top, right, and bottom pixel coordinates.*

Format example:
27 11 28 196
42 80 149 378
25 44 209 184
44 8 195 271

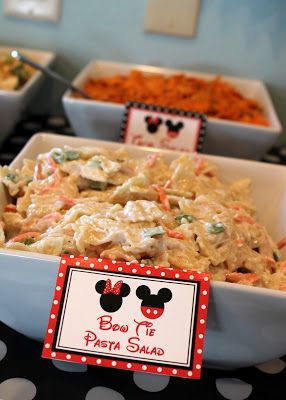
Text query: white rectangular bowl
62 60 282 161
0 45 55 144
0 133 286 369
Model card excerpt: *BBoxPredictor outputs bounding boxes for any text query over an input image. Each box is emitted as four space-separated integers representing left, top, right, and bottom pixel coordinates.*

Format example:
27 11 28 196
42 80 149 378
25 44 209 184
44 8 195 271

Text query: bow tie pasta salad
0 146 285 291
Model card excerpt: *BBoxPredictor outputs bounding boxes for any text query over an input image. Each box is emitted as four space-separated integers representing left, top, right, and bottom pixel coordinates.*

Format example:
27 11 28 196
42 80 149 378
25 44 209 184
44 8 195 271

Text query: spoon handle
15 52 91 99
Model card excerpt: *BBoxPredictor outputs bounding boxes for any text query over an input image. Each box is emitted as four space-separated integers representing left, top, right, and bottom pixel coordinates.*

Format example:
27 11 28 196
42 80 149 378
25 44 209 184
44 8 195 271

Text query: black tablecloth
1 115 286 400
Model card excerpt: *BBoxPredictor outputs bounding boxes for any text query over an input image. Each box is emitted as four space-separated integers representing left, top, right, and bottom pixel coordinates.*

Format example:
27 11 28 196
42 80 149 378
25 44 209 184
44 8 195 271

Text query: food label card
42 256 210 379
121 102 207 153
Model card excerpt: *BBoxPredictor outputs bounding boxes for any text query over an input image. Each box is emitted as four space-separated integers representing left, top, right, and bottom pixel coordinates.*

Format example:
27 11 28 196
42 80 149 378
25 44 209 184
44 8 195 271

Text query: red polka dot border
42 255 210 379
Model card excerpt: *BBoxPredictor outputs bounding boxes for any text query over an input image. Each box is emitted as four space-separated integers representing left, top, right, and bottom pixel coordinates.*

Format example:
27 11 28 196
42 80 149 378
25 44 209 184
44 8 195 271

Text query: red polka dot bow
103 279 123 295
149 117 159 124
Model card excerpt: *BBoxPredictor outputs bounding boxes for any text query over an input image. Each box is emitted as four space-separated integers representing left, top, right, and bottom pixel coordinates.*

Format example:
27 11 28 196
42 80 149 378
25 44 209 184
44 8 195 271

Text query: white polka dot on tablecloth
0 340 7 361
0 378 37 400
85 386 125 400
216 378 252 400
133 372 170 392
255 358 286 374
52 360 87 372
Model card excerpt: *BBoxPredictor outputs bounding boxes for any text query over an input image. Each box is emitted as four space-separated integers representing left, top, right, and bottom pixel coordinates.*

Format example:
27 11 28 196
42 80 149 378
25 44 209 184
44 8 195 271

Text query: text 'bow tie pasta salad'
1 146 286 291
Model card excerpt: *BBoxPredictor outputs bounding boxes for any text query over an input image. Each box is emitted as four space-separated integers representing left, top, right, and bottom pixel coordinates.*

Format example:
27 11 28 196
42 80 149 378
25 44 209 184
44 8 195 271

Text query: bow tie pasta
0 146 285 291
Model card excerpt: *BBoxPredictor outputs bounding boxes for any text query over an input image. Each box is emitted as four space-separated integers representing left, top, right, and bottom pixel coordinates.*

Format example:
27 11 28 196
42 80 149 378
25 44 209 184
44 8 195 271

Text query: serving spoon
10 50 91 99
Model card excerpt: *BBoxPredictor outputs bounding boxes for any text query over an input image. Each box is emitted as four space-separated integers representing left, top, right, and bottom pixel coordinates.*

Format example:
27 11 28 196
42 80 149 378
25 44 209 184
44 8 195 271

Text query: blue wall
0 0 285 140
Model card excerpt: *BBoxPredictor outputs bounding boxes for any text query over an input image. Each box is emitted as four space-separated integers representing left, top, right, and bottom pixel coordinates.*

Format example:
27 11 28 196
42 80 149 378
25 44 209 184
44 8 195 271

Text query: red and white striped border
42 255 210 379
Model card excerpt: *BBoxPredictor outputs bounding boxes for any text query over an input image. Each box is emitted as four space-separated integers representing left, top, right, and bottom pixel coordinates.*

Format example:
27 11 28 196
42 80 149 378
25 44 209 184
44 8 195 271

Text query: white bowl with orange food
62 60 282 161
1 133 286 369
0 45 55 143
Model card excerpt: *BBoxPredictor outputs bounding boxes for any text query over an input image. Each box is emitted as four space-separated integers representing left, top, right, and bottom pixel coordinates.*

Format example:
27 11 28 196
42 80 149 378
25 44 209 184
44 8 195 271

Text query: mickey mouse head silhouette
145 116 163 134
136 285 172 319
95 279 130 313
165 120 184 138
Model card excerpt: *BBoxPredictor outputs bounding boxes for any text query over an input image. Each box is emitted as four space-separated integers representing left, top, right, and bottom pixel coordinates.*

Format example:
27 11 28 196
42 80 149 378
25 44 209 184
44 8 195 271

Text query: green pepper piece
175 214 195 224
206 221 225 234
62 250 72 254
142 226 165 238
50 150 65 164
6 172 17 183
11 62 24 75
90 181 108 191
273 251 279 262
88 156 103 169
21 237 35 245
18 69 31 85
141 259 153 265
65 150 80 161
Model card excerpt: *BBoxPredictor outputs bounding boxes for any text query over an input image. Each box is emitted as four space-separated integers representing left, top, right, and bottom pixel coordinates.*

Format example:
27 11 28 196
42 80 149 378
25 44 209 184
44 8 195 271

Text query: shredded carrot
145 154 158 168
163 179 172 189
4 204 17 212
160 219 185 240
277 236 286 250
226 203 243 211
33 161 42 181
279 284 286 291
194 153 205 175
236 238 245 248
233 214 255 225
40 170 61 194
9 231 41 243
164 227 185 240
152 184 170 211
80 71 268 126
225 272 258 283
56 195 76 207
47 155 58 171
264 256 276 267
38 212 62 222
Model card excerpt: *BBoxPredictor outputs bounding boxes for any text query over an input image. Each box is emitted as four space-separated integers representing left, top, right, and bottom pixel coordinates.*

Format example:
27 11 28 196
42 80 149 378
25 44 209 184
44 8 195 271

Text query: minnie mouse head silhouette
95 279 130 313
145 116 163 134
